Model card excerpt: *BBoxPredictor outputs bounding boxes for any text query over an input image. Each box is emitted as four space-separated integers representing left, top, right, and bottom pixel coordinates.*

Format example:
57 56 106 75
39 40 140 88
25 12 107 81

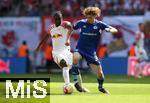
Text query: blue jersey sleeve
73 20 82 30
99 22 110 31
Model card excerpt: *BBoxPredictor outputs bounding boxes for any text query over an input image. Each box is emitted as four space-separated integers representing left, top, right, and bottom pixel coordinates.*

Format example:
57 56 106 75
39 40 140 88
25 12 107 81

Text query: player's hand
65 40 70 46
34 48 39 54
105 27 118 33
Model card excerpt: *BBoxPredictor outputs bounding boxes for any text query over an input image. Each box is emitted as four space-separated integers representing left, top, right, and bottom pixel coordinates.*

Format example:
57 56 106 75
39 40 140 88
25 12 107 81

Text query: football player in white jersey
135 23 148 78
35 11 73 86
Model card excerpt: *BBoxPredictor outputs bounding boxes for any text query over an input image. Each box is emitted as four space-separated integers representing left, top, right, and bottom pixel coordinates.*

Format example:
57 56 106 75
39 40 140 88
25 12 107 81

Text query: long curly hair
82 7 101 17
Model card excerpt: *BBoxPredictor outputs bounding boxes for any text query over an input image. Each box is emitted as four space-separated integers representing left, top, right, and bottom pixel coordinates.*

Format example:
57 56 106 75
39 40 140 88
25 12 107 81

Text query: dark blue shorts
75 49 101 65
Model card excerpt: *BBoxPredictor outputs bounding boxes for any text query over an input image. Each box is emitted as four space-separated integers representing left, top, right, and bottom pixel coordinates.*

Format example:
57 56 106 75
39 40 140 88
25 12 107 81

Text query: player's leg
140 49 148 77
135 49 142 78
135 62 142 78
59 59 70 85
72 52 89 92
89 64 109 94
139 61 146 77
72 52 81 83
135 49 148 78
84 54 109 94
53 52 71 85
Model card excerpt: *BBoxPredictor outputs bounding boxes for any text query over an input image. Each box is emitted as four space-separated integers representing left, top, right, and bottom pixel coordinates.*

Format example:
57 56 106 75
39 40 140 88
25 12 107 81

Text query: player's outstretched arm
65 22 73 46
105 27 118 33
35 34 50 52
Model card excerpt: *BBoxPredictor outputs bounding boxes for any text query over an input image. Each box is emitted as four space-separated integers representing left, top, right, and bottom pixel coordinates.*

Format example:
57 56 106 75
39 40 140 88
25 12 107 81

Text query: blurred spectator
97 44 108 59
2 31 16 47
128 42 136 57
18 40 31 73
1 31 17 57
18 40 29 57
44 43 53 73
0 0 150 17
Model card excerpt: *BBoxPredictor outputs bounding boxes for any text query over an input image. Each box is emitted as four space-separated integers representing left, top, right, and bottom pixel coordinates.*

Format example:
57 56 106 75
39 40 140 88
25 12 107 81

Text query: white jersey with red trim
135 31 144 48
48 21 72 52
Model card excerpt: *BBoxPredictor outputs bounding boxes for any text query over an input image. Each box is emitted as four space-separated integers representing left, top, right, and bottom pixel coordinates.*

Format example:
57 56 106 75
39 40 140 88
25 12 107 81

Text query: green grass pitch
0 74 150 103
50 74 150 103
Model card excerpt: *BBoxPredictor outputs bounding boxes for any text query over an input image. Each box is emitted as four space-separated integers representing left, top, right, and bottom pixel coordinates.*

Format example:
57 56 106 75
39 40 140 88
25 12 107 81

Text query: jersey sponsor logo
82 32 97 36
52 34 63 38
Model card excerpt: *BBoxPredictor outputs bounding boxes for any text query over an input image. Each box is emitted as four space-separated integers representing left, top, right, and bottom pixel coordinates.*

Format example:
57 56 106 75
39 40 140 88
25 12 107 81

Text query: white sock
63 67 70 85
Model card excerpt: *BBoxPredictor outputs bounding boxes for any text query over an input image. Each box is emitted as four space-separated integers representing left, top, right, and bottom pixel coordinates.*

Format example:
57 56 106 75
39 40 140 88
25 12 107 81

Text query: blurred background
0 0 150 75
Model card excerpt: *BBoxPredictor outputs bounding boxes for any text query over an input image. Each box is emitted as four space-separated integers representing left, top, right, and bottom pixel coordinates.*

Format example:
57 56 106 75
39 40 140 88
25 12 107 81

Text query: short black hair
139 23 144 27
133 42 136 46
53 11 62 18
22 40 27 45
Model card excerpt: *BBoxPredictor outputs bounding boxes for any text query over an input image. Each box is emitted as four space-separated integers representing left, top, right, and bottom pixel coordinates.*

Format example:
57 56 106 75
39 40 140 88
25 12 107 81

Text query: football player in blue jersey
71 7 118 94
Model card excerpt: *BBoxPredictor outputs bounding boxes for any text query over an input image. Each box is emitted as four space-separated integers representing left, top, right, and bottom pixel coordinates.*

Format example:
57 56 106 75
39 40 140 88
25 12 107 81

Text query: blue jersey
73 19 110 56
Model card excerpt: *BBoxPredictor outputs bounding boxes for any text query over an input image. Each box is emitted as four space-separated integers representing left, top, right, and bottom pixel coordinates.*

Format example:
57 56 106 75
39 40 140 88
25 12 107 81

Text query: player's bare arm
35 33 50 52
65 22 73 46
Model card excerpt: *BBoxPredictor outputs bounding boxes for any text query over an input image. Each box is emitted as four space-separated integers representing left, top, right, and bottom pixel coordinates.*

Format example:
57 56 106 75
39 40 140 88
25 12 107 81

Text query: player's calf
71 65 90 92
60 59 70 85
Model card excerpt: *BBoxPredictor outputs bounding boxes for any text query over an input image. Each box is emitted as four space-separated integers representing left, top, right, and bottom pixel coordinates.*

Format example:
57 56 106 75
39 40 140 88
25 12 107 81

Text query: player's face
86 12 97 23
86 15 96 23
54 15 62 26
139 24 144 32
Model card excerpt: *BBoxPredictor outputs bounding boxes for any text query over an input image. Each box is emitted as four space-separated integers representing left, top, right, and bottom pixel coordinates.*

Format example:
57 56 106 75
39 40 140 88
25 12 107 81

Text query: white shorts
52 49 73 68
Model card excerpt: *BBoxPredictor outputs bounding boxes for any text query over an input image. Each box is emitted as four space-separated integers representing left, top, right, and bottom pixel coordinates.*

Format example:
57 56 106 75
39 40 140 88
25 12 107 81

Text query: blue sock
72 64 80 83
97 77 104 89
73 75 78 82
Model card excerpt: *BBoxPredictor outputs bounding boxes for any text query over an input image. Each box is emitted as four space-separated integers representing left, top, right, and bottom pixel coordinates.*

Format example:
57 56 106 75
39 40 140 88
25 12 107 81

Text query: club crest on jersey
93 26 97 29
52 34 63 38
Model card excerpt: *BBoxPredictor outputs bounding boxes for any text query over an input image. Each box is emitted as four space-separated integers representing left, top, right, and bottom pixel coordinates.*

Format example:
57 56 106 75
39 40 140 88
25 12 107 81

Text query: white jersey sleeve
135 31 144 48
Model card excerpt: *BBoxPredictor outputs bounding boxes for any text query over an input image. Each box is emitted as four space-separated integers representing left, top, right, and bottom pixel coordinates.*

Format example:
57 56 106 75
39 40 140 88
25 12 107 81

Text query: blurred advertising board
128 57 150 76
0 58 26 74
0 17 41 51
101 57 128 75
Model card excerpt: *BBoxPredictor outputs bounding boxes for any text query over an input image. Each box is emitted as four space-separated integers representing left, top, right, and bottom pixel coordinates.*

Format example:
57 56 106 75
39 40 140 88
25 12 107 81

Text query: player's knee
73 52 80 64
59 59 67 68
73 58 79 65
